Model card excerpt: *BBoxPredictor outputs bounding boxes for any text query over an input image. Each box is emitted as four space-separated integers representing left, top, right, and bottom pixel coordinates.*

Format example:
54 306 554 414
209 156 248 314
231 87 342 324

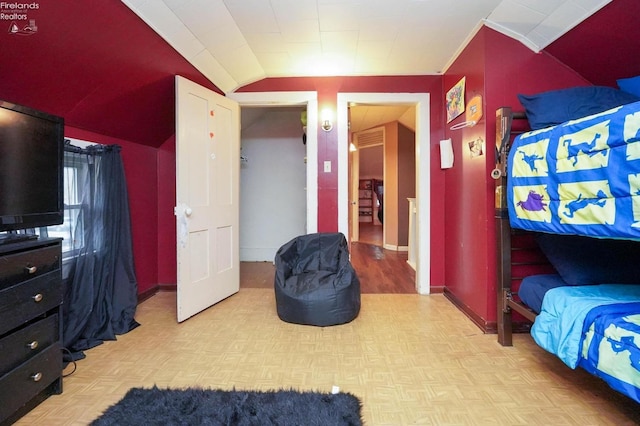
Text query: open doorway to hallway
338 93 431 295
346 102 420 294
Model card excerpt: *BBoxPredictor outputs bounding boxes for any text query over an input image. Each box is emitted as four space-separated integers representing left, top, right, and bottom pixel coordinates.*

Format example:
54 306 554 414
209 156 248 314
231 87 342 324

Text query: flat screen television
0 100 64 240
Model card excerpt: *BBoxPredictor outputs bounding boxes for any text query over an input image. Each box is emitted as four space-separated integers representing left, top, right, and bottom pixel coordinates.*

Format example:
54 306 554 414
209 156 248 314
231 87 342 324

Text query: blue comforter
580 302 640 402
532 284 640 402
507 101 640 239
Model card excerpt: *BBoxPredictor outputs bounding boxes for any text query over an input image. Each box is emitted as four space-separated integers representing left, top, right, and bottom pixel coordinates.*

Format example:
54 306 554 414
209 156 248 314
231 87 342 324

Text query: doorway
229 91 318 234
338 93 430 295
239 106 307 262
354 138 384 247
229 92 318 293
229 91 430 295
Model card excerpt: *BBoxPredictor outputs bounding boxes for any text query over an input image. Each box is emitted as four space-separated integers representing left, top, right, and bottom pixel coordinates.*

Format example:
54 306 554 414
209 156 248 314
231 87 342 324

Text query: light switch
324 160 331 173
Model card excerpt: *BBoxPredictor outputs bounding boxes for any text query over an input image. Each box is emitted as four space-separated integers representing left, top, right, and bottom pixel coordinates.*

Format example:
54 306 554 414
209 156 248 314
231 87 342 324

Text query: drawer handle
25 265 37 274
27 340 39 350
31 372 42 382
32 293 43 303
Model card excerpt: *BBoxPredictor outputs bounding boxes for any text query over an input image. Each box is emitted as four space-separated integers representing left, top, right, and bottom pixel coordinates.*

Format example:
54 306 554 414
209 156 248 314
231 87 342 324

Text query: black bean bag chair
274 232 361 326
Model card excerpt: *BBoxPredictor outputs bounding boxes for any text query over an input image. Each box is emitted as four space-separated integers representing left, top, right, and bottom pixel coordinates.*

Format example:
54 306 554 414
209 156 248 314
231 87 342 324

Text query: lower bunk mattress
520 279 640 403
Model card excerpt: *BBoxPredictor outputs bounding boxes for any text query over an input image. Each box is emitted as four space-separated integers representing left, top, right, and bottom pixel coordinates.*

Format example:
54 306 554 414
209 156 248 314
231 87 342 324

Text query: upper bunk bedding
507 100 640 239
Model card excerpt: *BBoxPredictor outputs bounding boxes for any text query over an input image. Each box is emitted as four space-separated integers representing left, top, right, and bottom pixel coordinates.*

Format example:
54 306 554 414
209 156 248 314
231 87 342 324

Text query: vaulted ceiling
123 0 612 94
0 0 638 146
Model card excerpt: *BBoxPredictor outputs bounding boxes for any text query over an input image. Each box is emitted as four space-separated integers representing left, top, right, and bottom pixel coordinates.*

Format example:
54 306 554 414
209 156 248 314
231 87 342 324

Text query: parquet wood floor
14 290 640 425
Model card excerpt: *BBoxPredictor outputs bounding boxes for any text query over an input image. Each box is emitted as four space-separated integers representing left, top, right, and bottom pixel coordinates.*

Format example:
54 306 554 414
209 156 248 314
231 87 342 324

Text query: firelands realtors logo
1 2 39 35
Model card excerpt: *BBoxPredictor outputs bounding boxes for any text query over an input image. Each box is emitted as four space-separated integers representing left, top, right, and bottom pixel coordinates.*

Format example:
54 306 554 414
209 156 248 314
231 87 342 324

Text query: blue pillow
535 233 640 285
519 274 567 314
617 75 640 97
517 86 640 130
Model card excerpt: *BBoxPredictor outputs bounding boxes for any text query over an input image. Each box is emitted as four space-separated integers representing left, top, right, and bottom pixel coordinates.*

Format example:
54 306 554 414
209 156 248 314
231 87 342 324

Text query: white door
175 76 240 322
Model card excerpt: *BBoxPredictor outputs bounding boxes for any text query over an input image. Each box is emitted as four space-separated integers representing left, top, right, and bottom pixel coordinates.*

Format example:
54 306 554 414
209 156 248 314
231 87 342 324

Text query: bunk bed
494 88 640 404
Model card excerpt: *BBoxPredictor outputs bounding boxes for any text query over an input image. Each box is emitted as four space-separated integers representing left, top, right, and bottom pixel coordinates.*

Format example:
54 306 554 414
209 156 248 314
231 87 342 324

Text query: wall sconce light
321 108 333 132
349 142 357 152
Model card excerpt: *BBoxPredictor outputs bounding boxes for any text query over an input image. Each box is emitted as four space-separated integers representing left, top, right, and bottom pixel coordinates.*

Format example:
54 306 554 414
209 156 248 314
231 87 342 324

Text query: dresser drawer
0 343 62 422
0 315 58 374
0 271 63 337
0 244 60 291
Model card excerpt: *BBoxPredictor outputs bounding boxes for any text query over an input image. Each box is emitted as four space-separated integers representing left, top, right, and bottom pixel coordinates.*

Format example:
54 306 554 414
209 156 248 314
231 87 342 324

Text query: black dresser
0 238 63 424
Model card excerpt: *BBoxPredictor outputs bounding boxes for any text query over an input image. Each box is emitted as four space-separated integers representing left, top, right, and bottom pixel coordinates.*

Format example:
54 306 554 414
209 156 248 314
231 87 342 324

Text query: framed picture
469 137 484 158
446 76 465 123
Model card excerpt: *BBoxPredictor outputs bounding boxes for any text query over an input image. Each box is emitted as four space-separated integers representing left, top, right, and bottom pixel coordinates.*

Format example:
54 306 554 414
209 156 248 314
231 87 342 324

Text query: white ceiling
349 104 415 133
122 0 610 94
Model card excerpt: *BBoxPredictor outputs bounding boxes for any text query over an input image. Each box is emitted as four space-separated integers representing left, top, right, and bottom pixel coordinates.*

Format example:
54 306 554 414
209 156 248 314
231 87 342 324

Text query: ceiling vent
356 127 384 149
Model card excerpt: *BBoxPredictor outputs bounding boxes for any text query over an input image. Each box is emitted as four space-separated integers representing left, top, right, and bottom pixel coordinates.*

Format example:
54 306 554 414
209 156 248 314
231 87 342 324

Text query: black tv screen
0 101 64 232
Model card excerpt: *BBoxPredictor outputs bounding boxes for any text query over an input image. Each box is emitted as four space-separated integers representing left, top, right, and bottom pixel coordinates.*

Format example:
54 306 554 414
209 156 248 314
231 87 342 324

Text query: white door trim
228 91 318 233
338 93 431 294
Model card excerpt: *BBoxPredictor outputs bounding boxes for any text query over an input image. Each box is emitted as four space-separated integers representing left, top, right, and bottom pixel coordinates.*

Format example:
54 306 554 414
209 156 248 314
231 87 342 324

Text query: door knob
185 207 193 216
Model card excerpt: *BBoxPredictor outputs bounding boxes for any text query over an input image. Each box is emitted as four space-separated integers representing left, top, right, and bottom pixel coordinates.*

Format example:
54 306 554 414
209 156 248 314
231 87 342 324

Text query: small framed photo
469 137 484 158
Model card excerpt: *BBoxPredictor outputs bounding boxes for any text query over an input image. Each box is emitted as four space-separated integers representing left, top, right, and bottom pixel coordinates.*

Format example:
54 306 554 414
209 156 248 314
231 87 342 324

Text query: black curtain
60 143 140 361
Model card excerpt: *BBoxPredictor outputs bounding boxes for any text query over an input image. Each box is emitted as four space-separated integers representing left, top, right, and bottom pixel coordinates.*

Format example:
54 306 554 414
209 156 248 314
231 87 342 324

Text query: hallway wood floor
353 223 416 293
14 290 640 425
240 223 416 294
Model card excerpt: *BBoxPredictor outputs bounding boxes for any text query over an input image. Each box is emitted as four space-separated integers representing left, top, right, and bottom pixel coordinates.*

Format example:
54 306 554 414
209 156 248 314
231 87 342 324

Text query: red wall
442 27 590 329
442 28 490 325
60 29 596 308
237 76 446 287
63 30 593 308
543 0 640 88
64 127 159 296
157 136 177 286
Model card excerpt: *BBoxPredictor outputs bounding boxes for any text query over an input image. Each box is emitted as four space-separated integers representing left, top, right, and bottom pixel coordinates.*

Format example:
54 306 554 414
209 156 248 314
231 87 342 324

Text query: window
46 155 85 258
42 138 96 260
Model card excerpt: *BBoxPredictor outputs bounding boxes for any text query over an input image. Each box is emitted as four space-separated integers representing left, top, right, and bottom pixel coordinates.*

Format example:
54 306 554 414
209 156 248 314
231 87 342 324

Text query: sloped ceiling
0 2 218 147
0 1 638 147
123 0 611 94
349 105 415 133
